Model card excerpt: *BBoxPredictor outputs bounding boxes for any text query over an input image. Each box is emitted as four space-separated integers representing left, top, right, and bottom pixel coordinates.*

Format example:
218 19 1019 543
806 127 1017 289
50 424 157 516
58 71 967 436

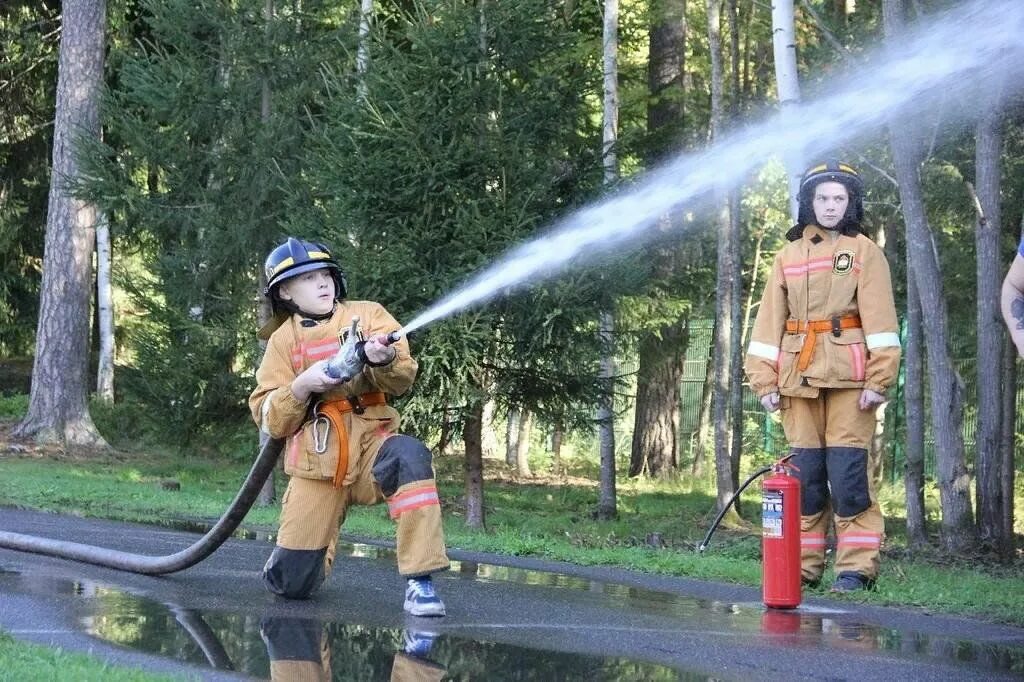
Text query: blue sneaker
404 576 446 617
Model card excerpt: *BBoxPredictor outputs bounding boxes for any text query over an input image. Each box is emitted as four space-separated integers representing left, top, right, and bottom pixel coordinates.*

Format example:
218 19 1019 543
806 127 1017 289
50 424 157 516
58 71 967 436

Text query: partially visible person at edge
744 161 902 593
1001 238 1024 357
249 237 449 616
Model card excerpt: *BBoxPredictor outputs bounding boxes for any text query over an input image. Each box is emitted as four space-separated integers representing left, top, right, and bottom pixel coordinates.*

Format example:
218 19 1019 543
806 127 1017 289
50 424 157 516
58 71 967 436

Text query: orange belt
314 392 387 488
785 315 861 372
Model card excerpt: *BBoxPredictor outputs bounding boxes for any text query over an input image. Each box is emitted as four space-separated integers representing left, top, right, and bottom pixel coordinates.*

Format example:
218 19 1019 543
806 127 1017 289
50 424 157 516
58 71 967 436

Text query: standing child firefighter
744 162 901 592
249 237 450 615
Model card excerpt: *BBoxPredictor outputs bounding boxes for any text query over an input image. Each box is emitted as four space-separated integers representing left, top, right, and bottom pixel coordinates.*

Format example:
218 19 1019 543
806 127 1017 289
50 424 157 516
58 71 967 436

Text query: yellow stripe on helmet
805 162 858 178
269 251 332 277
270 257 295 275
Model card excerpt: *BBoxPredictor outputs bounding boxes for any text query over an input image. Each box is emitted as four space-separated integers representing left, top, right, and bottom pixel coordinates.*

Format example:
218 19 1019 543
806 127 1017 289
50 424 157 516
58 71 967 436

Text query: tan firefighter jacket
745 225 901 400
248 300 416 485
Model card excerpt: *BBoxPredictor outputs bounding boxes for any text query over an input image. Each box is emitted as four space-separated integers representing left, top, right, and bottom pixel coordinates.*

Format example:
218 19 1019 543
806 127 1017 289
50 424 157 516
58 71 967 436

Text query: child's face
812 181 849 229
279 268 336 316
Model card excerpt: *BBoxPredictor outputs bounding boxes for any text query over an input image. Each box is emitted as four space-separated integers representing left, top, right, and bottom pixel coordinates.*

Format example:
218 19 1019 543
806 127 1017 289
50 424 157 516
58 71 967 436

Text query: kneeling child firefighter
249 237 450 615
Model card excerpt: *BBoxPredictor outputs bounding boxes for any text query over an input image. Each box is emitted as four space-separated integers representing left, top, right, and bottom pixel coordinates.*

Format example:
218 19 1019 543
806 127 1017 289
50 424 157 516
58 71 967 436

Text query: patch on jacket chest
833 250 855 275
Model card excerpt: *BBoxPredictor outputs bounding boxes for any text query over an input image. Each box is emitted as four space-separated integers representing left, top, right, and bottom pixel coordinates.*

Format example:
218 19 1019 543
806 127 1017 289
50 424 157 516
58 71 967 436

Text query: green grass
0 629 184 681
2 441 1022 627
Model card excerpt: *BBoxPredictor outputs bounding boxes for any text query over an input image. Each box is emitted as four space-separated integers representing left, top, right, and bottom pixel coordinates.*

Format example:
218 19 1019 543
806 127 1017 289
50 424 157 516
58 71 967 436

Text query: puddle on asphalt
0 570 692 680
2 566 1023 678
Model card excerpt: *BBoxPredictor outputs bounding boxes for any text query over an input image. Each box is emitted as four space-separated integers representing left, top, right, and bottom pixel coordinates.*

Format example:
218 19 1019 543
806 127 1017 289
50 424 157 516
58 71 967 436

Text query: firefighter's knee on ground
372 435 435 498
262 546 327 599
826 447 871 517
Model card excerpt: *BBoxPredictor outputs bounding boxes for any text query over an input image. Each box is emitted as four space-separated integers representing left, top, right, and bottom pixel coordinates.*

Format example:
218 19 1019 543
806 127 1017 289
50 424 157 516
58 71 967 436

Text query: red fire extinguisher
761 460 801 609
698 454 802 609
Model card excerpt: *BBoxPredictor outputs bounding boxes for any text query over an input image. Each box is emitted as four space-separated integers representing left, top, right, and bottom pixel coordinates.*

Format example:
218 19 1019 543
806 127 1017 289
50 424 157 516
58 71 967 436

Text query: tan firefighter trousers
780 388 884 582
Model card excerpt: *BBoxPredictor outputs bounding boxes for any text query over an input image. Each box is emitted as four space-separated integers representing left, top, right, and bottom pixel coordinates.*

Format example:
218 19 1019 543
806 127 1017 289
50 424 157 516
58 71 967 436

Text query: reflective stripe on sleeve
865 332 901 350
747 341 780 361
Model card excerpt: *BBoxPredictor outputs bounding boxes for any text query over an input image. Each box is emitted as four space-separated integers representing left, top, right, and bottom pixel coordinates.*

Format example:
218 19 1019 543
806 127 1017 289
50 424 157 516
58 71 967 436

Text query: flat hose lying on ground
0 437 284 575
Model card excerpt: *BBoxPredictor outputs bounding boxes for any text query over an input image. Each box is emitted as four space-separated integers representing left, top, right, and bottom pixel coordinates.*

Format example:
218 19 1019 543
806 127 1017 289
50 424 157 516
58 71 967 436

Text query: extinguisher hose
0 437 284 575
697 464 773 553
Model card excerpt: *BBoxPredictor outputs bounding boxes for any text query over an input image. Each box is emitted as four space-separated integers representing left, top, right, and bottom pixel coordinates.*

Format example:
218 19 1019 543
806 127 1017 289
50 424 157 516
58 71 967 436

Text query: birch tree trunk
971 109 1006 550
884 0 974 553
551 422 563 476
14 0 108 448
480 399 499 458
771 0 802 221
355 0 374 102
595 0 620 520
256 0 277 507
728 190 743 495
516 409 532 477
708 0 740 513
95 210 114 402
726 3 744 493
505 407 520 466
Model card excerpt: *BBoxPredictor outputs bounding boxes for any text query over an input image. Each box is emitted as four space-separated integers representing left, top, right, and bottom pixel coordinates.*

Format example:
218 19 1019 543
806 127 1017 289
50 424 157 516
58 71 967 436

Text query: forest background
2 0 1024 609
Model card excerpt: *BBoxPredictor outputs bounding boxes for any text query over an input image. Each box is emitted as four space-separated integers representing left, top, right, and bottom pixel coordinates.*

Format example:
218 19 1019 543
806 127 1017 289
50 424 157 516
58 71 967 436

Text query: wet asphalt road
0 507 1022 681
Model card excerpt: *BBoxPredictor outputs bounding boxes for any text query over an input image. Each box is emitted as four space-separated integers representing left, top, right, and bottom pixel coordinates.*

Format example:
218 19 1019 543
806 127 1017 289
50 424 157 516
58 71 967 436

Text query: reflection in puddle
0 571 688 680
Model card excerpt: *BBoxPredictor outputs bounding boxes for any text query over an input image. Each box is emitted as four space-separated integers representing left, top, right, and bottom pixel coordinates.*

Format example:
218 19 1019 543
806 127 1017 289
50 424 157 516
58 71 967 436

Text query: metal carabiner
312 415 330 454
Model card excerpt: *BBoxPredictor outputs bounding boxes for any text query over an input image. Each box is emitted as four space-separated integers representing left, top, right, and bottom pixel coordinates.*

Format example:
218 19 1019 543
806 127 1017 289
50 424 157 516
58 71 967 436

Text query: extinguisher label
763 490 784 538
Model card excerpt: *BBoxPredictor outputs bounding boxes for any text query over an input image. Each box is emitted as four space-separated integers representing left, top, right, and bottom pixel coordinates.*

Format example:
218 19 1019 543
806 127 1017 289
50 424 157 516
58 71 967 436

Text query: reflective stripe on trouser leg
263 477 348 599
834 502 883 579
799 503 831 583
387 481 449 577
824 389 884 580
372 435 450 577
260 617 331 679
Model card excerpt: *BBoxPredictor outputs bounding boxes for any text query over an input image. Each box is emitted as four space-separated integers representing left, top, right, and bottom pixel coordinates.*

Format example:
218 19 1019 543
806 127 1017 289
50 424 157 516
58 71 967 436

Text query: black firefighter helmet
263 237 348 313
789 160 867 240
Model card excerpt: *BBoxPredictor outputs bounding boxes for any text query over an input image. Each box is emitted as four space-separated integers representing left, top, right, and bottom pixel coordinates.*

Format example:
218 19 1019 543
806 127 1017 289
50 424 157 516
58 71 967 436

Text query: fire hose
0 320 402 575
0 435 284 574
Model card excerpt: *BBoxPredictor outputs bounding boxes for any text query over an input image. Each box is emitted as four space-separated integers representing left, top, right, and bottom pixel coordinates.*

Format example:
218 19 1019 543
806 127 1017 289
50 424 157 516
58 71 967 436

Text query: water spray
396 0 1024 340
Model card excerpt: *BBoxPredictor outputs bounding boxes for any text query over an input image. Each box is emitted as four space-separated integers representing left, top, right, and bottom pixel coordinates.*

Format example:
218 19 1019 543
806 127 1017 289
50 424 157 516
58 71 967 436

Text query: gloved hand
292 360 345 402
858 388 886 410
359 333 396 366
760 391 780 413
